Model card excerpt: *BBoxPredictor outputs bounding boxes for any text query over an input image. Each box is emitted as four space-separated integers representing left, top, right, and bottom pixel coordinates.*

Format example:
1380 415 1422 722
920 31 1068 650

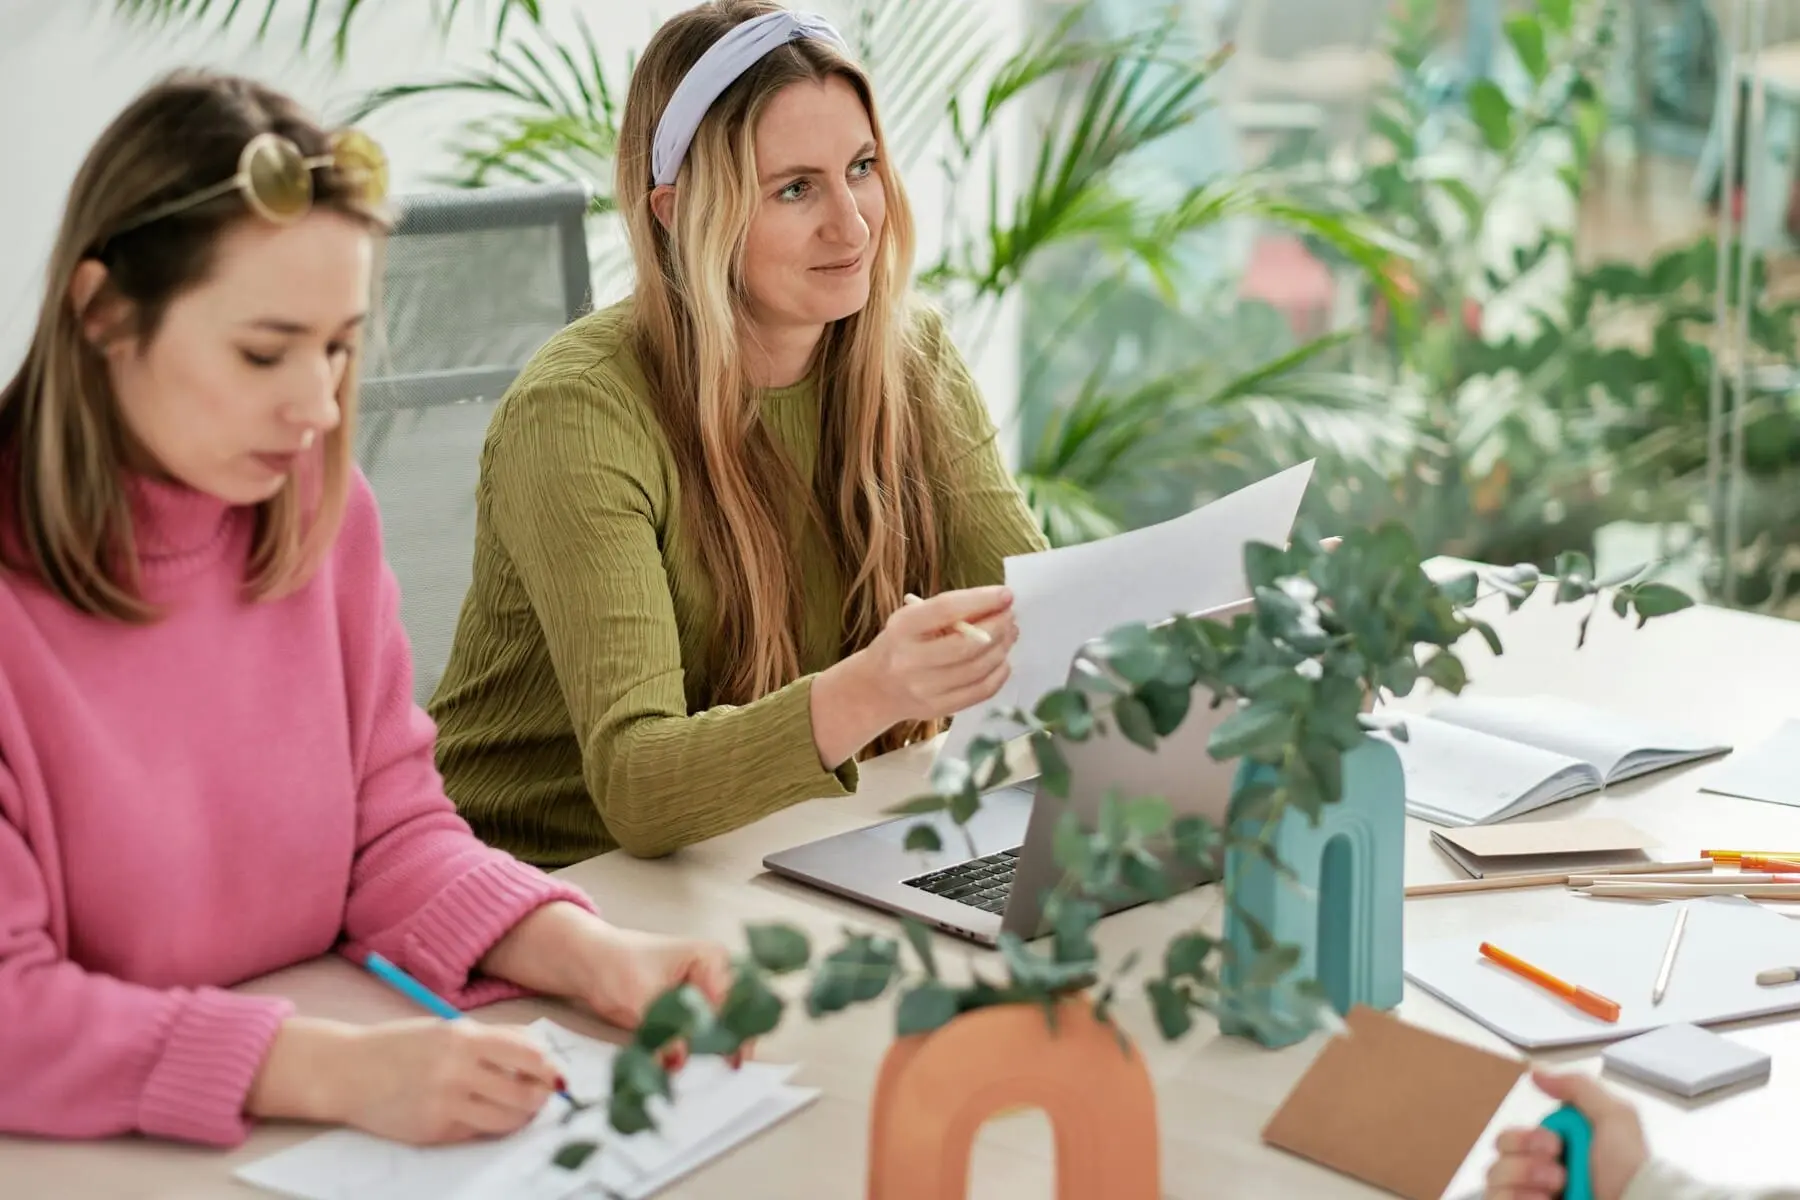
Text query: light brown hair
0 69 387 621
617 0 947 752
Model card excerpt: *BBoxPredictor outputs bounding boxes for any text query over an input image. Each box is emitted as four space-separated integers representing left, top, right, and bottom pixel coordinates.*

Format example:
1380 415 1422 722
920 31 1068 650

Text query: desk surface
8 590 1800 1199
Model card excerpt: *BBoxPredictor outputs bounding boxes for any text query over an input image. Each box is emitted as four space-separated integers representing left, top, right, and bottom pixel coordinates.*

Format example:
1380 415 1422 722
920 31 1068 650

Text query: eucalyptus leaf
806 935 901 1017
1051 896 1101 965
1627 582 1694 623
1164 931 1216 980
1136 678 1193 736
1147 977 1193 1039
746 923 811 974
1123 794 1174 839
1208 704 1290 762
1034 687 1095 739
635 984 710 1051
901 917 940 979
998 932 1095 993
716 968 785 1043
1420 651 1468 692
1438 572 1479 606
1113 695 1158 749
903 823 944 853
553 1140 600 1170
896 981 960 1036
1052 809 1095 876
1554 551 1595 601
1031 730 1072 797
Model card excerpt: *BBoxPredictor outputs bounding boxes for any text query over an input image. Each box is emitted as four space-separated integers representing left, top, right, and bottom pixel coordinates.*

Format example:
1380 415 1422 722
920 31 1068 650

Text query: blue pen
363 952 577 1108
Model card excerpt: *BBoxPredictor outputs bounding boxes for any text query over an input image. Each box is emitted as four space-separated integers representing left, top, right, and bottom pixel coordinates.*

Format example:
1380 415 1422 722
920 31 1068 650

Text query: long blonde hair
618 1 949 752
0 70 385 621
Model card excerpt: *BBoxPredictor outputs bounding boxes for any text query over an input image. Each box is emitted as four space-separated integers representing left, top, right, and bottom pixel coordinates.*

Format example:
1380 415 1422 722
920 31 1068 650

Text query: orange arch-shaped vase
866 997 1161 1200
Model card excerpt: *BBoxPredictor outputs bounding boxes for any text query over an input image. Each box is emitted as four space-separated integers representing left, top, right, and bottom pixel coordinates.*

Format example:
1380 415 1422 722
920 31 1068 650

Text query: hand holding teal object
1539 1103 1594 1200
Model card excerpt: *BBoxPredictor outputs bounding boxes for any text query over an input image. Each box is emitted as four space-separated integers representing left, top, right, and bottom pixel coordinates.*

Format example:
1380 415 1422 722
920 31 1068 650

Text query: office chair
355 181 593 706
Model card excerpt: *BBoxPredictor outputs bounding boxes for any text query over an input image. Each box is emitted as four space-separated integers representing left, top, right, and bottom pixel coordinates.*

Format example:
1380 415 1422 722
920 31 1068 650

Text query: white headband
650 9 849 188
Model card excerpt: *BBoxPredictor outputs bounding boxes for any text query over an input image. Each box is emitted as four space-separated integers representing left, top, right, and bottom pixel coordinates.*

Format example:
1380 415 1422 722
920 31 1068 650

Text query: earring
299 429 316 450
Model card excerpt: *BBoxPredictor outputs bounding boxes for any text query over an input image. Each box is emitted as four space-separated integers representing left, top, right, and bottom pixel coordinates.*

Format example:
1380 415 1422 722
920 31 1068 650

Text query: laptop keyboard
901 848 1021 913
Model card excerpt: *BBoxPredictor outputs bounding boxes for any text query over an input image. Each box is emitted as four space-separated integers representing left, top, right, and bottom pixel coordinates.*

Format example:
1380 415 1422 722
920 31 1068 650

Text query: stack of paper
235 1019 817 1200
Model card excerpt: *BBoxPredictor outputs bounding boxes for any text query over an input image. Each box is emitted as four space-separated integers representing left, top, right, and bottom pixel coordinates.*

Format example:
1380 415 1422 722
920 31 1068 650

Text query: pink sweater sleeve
0 762 292 1147
333 474 595 1006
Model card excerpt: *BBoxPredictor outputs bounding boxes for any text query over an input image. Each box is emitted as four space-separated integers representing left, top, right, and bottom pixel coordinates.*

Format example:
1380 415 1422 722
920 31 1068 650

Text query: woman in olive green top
429 1 1047 866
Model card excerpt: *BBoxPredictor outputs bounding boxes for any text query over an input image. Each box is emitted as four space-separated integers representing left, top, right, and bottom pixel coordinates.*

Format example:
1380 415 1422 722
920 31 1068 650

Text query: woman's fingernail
555 1075 568 1092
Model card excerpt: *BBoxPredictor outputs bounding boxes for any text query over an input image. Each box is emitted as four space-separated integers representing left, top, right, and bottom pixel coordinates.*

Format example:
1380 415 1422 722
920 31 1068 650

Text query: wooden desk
7 590 1800 1199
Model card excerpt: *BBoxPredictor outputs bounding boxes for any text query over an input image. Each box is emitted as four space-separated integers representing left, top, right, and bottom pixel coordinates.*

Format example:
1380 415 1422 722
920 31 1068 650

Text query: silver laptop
762 598 1251 946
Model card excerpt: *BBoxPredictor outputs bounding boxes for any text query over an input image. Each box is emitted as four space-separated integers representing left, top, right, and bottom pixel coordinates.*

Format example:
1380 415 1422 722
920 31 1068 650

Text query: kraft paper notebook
1262 1006 1526 1200
1428 817 1655 879
1378 695 1728 827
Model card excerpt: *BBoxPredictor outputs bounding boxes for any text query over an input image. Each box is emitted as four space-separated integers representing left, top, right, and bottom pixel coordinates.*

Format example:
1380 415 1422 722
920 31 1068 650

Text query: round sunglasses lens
245 135 313 221
330 129 390 203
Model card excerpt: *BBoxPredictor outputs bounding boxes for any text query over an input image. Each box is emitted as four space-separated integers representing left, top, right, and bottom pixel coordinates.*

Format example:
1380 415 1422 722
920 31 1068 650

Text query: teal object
1540 1104 1594 1200
1219 736 1406 1048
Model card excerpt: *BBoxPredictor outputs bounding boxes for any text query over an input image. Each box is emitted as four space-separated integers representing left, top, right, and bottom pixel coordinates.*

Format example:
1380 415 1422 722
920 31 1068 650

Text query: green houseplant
547 521 1692 1165
115 0 1415 551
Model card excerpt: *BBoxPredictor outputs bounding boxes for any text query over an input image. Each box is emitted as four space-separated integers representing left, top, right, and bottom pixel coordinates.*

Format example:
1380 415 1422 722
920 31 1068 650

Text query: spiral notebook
1378 695 1729 827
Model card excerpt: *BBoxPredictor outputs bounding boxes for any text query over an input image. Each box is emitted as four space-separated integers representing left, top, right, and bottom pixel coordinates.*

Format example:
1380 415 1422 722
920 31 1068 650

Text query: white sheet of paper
1405 898 1800 1050
234 1019 816 1200
935 460 1315 764
1699 719 1800 808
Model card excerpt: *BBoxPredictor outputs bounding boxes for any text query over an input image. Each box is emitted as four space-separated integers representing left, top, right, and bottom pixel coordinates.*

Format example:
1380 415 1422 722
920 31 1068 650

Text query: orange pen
1479 942 1621 1022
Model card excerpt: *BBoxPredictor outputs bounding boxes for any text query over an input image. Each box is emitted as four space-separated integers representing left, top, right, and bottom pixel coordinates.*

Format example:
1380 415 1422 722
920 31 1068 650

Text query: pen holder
1539 1104 1594 1200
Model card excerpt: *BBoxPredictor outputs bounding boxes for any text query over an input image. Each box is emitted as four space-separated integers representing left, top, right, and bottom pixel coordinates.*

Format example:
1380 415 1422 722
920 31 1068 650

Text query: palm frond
1018 328 1405 543
1017 474 1127 547
110 0 545 60
853 0 992 168
962 21 1213 295
345 15 621 206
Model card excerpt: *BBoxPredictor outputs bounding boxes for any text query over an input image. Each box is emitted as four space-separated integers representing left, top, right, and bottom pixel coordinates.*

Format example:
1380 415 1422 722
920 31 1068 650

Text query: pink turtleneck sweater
0 468 594 1148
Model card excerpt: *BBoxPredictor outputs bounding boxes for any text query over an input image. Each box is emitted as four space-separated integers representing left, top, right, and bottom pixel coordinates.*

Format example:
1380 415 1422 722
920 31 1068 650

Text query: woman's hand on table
482 902 744 1069
248 1015 561 1144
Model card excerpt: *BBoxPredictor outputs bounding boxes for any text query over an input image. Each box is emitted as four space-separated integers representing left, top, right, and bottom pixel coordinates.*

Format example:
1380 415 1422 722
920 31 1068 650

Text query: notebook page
235 1019 810 1200
1428 695 1724 783
1375 715 1599 826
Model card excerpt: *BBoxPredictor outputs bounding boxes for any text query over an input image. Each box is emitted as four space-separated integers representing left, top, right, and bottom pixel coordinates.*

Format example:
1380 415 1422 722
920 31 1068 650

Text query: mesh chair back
356 182 592 706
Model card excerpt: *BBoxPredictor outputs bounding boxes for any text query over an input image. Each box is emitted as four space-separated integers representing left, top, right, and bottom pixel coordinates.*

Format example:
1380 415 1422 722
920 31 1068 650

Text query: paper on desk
936 460 1315 764
234 1019 817 1200
1700 718 1800 808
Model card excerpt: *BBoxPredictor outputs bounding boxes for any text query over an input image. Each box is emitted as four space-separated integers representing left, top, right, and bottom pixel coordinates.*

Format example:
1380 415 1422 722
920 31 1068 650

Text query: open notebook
1377 695 1729 827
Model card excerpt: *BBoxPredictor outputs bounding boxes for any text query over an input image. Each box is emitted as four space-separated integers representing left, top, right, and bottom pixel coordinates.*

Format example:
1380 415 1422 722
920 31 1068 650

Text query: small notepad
1601 1023 1771 1098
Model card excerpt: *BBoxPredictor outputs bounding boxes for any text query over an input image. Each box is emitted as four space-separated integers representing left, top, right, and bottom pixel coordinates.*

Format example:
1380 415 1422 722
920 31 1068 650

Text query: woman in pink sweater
0 71 734 1150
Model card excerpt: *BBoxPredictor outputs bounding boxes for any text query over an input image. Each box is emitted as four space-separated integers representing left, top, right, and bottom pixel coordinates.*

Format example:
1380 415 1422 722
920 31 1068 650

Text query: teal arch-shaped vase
1219 735 1406 1048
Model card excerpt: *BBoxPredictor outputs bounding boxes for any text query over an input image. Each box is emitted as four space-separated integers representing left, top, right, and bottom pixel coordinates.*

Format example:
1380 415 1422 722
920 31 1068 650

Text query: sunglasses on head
107 128 389 239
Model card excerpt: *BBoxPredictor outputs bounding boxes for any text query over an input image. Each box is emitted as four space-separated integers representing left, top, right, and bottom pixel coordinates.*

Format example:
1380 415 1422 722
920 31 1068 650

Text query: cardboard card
1431 818 1653 878
1261 1006 1526 1200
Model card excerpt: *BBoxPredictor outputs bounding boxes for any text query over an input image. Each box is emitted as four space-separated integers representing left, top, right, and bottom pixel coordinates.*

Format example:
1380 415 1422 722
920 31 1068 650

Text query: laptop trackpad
861 785 1036 859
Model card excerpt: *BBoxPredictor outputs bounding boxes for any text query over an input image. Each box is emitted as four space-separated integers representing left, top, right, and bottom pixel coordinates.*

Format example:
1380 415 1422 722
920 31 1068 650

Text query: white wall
0 0 1023 434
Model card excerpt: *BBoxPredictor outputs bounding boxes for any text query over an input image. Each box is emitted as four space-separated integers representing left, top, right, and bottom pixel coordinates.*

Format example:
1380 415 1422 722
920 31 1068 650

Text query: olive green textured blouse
428 299 1047 867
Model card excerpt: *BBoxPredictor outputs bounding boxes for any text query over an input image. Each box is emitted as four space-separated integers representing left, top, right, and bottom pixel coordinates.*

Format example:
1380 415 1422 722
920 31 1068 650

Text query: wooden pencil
1567 871 1799 887
1580 882 1800 899
1405 859 1712 898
